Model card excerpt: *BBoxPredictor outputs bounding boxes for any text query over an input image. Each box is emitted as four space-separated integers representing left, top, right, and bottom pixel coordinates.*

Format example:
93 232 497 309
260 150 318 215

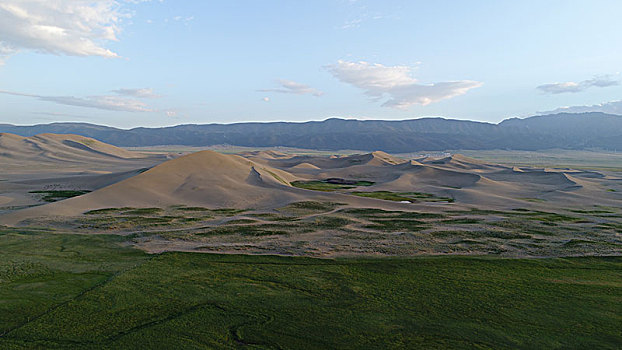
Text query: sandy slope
0 133 145 164
1 151 339 223
0 133 167 212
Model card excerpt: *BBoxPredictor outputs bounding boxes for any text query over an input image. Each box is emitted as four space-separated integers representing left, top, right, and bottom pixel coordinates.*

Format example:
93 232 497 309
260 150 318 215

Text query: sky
1 0 622 128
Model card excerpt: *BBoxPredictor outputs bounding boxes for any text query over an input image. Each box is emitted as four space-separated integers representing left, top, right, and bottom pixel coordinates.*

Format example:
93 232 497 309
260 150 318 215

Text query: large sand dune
0 133 148 164
0 133 167 212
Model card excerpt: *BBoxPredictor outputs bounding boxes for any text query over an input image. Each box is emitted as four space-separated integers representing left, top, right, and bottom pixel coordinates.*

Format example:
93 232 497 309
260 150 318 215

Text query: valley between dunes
1 132 620 257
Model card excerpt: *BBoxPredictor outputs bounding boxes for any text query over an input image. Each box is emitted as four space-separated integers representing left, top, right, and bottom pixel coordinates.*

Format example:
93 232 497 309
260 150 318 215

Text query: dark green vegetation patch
0 229 620 349
350 191 454 203
291 179 374 192
29 190 91 202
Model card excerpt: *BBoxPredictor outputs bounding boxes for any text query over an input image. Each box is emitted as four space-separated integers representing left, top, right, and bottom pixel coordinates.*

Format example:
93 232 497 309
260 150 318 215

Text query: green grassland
0 228 620 349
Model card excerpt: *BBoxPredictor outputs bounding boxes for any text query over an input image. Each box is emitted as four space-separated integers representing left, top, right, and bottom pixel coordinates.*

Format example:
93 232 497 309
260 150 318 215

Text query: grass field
0 228 620 349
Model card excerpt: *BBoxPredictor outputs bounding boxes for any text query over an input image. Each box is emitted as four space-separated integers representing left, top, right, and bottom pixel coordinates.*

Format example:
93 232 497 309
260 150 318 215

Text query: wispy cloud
540 100 622 115
326 60 482 109
111 88 160 98
0 89 154 112
537 75 620 94
258 79 324 97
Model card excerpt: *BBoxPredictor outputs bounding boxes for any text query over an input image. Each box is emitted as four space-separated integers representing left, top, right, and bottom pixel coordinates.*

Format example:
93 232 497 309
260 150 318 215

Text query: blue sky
1 0 621 128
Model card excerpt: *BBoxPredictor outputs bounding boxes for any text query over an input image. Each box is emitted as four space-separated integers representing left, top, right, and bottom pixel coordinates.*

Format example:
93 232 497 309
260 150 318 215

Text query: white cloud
0 0 144 62
262 97 270 102
259 79 324 97
540 100 622 115
537 75 619 94
326 60 482 109
111 88 159 98
0 89 154 112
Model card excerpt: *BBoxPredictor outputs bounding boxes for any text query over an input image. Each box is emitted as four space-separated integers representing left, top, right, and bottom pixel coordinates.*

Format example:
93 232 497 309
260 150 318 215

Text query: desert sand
1 133 621 257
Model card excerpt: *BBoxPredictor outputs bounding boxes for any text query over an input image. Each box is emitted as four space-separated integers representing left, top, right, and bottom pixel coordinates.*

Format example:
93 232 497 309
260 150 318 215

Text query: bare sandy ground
0 133 621 257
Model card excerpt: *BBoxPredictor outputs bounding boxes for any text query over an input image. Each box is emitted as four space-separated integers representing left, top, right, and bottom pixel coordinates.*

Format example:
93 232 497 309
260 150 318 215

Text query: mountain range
1 112 621 153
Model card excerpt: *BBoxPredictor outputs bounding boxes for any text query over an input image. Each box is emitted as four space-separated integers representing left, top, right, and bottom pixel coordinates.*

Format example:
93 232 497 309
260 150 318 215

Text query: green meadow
0 228 620 349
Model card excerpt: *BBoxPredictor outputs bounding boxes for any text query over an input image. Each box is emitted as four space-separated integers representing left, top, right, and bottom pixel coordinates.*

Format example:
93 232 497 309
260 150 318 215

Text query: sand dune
291 162 321 170
0 133 168 212
2 139 621 225
1 151 308 222
1 133 143 162
0 133 166 174
254 150 405 170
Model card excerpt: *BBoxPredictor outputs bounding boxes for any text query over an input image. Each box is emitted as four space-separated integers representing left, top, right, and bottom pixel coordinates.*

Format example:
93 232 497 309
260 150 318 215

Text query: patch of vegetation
246 212 296 222
0 231 619 349
206 225 289 236
170 206 212 212
278 201 344 215
84 207 133 215
518 197 546 202
291 179 374 192
204 215 352 236
29 190 91 202
123 208 163 215
339 208 445 219
489 220 559 236
364 218 429 232
563 239 598 247
431 229 531 240
440 218 483 225
224 218 257 225
307 216 352 230
210 208 247 216
78 215 185 230
350 191 454 203
568 208 616 214
597 222 622 233
508 210 590 224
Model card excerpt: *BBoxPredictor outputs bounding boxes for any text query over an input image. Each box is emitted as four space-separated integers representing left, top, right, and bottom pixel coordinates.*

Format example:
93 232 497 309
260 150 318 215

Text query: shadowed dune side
290 162 321 170
1 133 142 160
0 133 165 172
485 169 580 189
254 151 405 170
378 167 483 190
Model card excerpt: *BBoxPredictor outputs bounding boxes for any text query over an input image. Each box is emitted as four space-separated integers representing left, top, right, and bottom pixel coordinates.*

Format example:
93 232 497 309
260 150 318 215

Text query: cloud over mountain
0 89 154 112
540 100 622 115
326 60 482 109
537 75 619 94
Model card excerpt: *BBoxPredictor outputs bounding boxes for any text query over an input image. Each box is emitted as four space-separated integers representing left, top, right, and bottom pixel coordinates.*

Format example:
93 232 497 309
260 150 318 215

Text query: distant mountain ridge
1 112 621 152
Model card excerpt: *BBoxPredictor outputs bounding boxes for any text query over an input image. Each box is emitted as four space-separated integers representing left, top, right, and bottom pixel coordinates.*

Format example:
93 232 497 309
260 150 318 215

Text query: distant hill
1 112 621 152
